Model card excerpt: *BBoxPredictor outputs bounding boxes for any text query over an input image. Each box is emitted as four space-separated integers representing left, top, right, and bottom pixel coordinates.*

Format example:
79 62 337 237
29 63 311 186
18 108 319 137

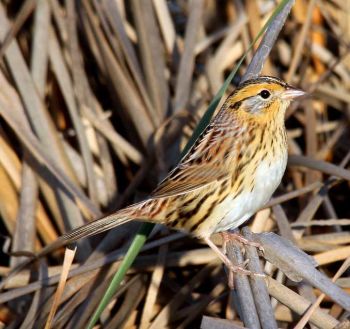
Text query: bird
32 76 306 274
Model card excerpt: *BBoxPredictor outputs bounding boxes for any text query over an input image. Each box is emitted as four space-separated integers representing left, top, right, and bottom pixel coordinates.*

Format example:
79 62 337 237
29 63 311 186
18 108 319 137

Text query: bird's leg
220 231 230 255
221 231 264 253
203 237 260 278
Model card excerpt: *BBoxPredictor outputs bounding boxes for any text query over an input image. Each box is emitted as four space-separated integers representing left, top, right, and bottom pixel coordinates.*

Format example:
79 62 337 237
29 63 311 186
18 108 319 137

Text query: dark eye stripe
229 100 242 110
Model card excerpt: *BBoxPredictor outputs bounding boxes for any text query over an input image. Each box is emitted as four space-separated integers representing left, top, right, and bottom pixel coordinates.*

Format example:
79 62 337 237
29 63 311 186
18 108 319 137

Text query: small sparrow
39 76 305 274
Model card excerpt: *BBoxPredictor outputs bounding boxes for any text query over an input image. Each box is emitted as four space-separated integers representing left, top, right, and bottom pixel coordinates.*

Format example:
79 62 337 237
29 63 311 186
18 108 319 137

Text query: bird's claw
220 231 264 254
225 260 266 288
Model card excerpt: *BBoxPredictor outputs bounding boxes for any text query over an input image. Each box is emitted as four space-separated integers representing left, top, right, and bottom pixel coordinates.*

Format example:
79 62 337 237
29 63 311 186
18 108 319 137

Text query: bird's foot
204 237 265 288
222 253 265 288
220 231 264 254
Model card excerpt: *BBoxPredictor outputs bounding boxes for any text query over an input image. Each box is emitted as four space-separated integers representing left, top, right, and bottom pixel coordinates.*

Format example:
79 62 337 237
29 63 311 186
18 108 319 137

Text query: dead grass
0 1 350 328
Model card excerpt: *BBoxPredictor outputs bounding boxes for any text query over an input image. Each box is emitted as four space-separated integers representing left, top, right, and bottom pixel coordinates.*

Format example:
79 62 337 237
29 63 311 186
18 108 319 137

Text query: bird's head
226 76 306 123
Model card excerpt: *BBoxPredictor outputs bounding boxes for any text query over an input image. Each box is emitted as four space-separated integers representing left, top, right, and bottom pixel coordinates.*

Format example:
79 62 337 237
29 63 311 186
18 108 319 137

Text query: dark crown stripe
236 75 287 92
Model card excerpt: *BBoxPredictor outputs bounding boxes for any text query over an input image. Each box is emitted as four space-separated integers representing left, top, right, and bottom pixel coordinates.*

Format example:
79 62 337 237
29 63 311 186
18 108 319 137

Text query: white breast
207 153 287 235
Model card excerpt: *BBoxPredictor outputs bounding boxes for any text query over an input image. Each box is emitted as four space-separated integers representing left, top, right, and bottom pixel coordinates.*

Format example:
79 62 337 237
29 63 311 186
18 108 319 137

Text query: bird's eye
260 90 271 99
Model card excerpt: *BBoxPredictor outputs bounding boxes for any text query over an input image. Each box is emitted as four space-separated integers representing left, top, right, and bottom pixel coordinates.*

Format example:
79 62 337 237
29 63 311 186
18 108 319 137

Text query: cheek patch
243 96 265 114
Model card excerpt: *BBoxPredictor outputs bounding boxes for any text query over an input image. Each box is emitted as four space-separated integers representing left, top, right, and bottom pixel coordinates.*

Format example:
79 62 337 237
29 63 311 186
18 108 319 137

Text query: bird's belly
209 155 287 235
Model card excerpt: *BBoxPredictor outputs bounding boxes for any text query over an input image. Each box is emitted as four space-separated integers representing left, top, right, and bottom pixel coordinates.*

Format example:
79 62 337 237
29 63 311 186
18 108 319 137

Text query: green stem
87 223 154 328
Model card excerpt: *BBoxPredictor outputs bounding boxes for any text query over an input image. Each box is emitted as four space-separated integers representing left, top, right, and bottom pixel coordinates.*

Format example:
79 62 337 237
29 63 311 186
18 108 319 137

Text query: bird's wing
152 123 240 198
151 163 228 197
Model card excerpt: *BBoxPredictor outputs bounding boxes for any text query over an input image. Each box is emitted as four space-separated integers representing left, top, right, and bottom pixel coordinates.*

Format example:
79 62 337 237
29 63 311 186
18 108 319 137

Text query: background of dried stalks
0 1 350 328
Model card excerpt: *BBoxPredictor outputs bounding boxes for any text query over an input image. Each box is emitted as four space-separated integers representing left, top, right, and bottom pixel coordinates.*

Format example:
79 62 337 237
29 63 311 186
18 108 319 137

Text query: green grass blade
87 223 154 328
87 0 290 327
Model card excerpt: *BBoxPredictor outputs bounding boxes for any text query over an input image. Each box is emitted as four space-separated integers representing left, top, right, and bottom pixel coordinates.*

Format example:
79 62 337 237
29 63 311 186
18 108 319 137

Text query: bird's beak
281 87 306 100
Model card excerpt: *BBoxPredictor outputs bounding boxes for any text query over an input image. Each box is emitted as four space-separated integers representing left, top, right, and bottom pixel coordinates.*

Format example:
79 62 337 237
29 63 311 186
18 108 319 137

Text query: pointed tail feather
39 209 139 257
0 209 142 290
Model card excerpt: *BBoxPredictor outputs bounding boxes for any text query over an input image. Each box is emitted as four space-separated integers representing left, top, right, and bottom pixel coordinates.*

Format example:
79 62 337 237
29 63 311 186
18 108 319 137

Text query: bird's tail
0 204 148 291
1 205 149 290
39 204 147 257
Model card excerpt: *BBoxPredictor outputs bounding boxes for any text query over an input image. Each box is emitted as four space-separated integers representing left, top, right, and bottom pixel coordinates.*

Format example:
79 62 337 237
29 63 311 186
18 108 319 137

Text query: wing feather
152 122 241 198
